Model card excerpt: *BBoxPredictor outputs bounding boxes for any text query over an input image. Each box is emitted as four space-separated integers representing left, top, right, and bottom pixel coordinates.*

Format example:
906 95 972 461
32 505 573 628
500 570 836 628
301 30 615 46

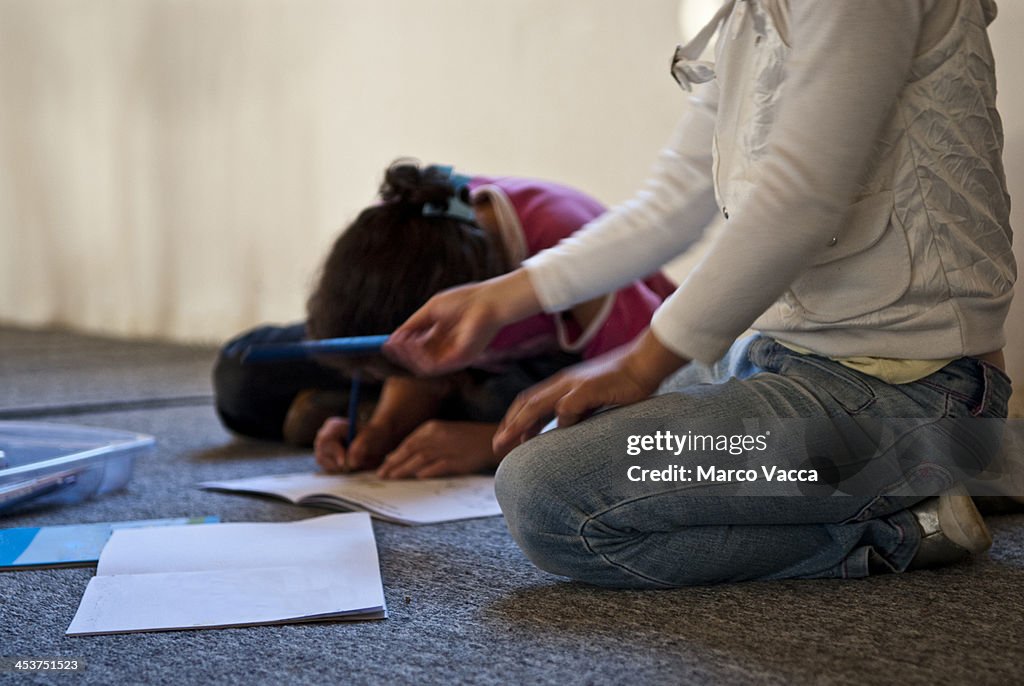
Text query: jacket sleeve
521 81 720 313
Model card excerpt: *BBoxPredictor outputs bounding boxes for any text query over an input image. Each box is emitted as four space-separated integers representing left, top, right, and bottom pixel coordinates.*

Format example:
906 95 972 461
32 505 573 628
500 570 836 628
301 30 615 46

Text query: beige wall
0 0 683 342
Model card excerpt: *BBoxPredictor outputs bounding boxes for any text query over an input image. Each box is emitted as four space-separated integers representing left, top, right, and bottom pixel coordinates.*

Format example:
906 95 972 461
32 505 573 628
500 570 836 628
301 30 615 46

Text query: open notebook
199 471 502 525
66 513 385 636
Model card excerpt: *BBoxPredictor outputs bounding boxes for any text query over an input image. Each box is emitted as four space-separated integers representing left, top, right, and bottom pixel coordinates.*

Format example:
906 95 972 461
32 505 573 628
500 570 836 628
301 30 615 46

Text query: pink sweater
468 176 674 363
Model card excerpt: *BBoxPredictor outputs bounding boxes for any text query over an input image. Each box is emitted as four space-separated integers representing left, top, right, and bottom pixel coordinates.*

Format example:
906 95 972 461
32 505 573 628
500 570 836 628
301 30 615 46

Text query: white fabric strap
671 0 736 91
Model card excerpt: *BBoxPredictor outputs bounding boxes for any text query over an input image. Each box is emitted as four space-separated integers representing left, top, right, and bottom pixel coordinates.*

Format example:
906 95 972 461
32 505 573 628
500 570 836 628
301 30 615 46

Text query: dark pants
212 323 580 441
213 324 354 440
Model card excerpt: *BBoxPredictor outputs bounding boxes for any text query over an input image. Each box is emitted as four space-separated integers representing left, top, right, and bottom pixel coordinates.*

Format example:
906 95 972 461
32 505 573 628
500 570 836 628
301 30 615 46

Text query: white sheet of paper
67 565 383 635
67 513 385 636
200 472 502 525
96 512 374 575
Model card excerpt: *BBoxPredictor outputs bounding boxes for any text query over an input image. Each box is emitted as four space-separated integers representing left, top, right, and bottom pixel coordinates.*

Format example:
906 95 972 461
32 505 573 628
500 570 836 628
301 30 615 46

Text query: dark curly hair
306 160 509 353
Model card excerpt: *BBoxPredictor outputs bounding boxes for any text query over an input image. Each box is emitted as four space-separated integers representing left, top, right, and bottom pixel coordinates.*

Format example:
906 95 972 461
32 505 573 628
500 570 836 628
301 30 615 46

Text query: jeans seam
787 355 877 415
942 391 954 419
970 366 991 417
917 379 973 404
977 359 1013 386
578 487 709 588
844 438 950 524
894 517 906 557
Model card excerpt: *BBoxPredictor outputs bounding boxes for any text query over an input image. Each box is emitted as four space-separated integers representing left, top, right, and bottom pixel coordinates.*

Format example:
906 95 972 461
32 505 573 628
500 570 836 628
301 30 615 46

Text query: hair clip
423 164 476 223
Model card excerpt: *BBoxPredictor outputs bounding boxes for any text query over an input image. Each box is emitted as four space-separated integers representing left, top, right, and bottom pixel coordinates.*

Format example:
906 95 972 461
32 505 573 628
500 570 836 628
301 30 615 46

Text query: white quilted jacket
525 0 1015 364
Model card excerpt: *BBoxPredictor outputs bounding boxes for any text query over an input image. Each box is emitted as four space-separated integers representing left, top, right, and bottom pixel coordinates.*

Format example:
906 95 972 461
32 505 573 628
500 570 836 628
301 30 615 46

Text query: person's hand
492 330 690 457
314 417 399 473
376 421 500 479
384 270 541 376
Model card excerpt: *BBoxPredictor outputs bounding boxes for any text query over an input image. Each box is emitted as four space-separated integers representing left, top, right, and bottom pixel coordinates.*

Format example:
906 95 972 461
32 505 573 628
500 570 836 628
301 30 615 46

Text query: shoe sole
937 485 993 554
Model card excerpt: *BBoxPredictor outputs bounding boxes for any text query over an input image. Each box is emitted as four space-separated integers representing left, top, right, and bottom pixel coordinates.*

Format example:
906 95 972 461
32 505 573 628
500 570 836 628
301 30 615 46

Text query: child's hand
385 271 541 376
313 417 398 473
376 421 499 479
493 330 689 457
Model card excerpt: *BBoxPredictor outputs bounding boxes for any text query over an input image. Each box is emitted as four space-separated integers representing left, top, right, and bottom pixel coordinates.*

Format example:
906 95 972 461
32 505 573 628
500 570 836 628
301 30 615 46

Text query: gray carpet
1 326 1023 685
0 327 215 417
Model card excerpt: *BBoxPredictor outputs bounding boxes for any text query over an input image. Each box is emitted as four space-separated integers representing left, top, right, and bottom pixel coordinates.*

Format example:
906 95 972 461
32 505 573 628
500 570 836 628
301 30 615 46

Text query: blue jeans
494 336 1012 588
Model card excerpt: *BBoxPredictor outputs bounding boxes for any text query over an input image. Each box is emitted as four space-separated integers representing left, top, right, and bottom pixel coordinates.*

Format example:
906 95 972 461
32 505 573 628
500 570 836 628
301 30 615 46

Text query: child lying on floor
214 159 674 478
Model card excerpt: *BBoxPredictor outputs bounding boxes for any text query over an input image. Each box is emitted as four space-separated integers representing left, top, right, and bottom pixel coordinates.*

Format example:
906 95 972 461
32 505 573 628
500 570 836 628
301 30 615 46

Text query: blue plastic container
0 421 154 515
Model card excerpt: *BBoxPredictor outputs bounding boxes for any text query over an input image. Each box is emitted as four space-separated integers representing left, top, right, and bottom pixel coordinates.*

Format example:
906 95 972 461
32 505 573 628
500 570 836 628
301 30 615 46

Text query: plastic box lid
0 421 154 515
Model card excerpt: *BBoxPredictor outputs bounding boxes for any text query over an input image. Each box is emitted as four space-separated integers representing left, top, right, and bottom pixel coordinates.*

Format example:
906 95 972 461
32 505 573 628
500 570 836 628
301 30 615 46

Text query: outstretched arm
384 270 542 376
492 329 688 456
386 85 720 376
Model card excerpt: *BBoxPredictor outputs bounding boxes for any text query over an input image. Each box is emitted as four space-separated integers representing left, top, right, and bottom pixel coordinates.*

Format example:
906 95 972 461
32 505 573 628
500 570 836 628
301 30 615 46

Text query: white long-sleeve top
523 0 1014 365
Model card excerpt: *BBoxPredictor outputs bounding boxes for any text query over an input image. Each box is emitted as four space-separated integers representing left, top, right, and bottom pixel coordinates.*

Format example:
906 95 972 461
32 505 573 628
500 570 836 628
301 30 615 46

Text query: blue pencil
347 373 361 447
241 335 389 363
